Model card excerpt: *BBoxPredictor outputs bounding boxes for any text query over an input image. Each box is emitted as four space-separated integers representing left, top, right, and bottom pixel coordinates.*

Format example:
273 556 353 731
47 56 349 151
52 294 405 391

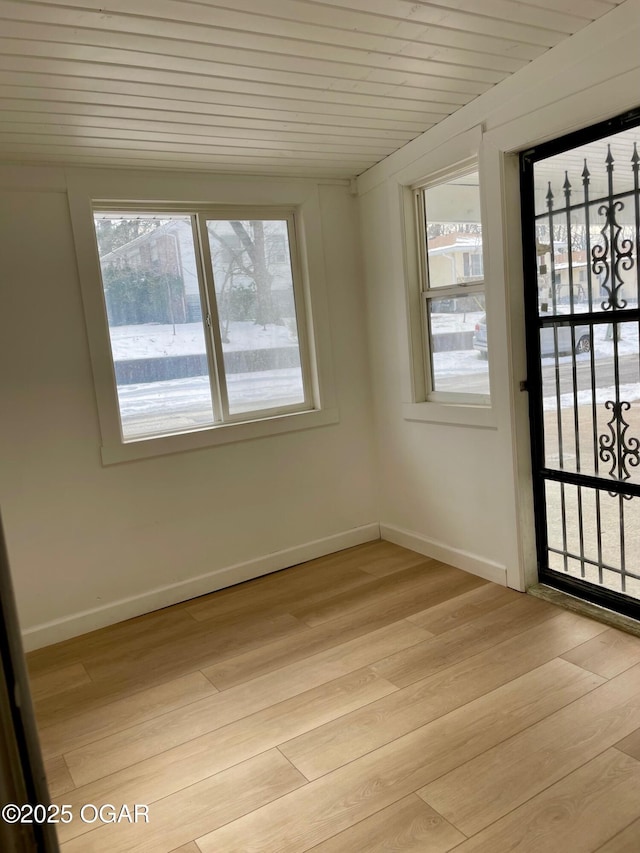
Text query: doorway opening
521 108 640 620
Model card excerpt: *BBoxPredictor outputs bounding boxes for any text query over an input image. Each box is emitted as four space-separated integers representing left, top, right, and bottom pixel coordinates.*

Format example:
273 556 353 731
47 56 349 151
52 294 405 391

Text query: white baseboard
21 523 380 651
380 523 507 587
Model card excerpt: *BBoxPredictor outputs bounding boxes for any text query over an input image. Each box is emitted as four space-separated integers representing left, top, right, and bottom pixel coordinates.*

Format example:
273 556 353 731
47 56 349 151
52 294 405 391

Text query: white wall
0 167 378 649
3 1 640 650
358 0 640 590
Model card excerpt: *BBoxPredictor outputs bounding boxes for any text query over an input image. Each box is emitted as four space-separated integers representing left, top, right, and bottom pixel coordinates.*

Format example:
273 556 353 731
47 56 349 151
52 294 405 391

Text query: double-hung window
414 168 490 405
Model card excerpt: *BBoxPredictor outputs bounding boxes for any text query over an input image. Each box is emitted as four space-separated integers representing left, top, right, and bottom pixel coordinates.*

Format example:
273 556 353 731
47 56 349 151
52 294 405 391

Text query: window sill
101 407 339 465
402 401 497 429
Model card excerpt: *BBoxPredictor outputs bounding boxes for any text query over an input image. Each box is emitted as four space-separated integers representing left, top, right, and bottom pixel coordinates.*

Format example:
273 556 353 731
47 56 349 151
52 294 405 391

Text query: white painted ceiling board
0 0 623 177
0 7 531 74
0 0 554 59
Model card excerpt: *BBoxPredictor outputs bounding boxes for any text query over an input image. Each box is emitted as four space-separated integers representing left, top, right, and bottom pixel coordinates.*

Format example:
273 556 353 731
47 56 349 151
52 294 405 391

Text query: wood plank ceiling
0 0 623 179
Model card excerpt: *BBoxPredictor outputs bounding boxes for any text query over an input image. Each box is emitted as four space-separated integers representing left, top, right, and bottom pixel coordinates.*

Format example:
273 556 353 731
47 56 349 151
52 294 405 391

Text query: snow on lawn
561 321 638 362
433 320 640 392
543 382 640 412
109 315 638 365
430 311 484 333
109 313 484 361
433 349 489 376
109 320 298 360
118 369 304 413
108 316 639 416
542 324 639 408
117 369 305 439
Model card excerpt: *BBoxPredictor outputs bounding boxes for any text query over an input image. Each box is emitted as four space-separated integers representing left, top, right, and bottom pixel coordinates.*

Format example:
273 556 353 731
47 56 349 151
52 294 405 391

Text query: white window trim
66 170 338 463
396 141 496 429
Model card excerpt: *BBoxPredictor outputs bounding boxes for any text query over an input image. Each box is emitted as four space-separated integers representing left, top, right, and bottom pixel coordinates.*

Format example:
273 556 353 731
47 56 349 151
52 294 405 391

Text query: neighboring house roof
427 233 483 256
98 220 185 264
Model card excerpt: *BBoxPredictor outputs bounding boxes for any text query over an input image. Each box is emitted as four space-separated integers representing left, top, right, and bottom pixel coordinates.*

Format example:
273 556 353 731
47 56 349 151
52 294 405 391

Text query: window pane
428 294 490 395
206 219 306 415
93 214 215 440
423 172 483 289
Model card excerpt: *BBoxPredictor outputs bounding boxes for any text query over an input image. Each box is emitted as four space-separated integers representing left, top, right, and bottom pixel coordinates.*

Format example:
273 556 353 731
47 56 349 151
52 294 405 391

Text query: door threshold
528 583 640 639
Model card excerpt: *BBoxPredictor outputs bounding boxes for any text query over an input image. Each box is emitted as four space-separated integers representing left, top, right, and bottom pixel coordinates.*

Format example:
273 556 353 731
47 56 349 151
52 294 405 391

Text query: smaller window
463 251 483 279
415 169 490 403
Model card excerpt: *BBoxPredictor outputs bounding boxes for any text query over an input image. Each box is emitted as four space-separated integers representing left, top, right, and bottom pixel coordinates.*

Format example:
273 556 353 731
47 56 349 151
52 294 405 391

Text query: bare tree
208 220 282 337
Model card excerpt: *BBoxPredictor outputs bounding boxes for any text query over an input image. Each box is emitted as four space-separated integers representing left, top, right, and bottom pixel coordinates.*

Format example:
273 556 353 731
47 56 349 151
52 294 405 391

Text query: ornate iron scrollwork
593 201 633 310
599 400 640 498
592 147 635 311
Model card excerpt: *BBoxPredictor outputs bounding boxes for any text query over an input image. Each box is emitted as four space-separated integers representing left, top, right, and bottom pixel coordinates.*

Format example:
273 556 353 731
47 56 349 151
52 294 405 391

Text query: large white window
92 208 312 443
67 172 338 464
414 168 491 405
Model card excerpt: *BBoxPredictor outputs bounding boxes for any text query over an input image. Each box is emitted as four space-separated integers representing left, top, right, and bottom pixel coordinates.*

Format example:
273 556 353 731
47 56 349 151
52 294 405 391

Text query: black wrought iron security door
521 109 640 620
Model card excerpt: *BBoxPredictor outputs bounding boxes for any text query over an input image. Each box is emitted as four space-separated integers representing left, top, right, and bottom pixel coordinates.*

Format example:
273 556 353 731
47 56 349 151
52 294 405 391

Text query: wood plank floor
25 540 640 852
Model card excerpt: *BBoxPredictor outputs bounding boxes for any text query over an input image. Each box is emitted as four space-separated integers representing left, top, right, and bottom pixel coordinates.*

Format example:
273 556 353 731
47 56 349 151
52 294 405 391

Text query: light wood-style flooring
26 540 640 852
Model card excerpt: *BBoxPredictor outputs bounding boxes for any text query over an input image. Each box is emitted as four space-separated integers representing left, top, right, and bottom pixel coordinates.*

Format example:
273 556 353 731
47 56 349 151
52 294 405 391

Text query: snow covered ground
109 320 298 360
430 311 484 334
432 318 639 399
433 349 489 376
108 315 640 438
542 323 640 410
109 320 305 437
117 369 305 440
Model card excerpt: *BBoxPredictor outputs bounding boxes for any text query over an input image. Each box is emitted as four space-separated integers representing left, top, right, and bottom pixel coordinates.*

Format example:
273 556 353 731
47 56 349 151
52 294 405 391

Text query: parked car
472 315 489 358
472 314 591 358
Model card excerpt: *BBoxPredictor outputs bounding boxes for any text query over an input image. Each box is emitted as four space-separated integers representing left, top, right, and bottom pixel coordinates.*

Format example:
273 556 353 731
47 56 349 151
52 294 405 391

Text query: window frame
67 172 338 464
412 160 492 409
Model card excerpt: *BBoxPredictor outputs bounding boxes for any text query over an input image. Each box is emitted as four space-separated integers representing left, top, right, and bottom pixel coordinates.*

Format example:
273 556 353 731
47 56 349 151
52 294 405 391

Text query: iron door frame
520 107 640 621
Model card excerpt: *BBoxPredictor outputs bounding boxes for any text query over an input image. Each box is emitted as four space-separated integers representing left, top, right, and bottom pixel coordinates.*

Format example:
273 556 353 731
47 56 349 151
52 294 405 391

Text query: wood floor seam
199 667 223 690
424 737 636 840
34 665 221 733
408 662 609 788
613 744 640 762
420 748 614 844
593 815 640 852
418 719 637 834
202 628 434 691
275 745 312 782
50 676 228 759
